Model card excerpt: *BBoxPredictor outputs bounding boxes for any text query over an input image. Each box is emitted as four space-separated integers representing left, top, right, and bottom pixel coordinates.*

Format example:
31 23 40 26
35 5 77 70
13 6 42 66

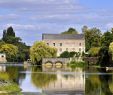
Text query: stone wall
43 39 85 56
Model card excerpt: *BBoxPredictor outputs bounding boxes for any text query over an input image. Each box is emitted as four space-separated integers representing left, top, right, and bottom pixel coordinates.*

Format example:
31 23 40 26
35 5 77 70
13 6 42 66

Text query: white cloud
106 23 113 29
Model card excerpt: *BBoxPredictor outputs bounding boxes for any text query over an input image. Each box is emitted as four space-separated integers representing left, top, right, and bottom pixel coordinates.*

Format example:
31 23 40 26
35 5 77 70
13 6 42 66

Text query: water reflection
86 67 113 95
1 64 113 95
31 66 57 88
0 65 23 94
31 66 85 95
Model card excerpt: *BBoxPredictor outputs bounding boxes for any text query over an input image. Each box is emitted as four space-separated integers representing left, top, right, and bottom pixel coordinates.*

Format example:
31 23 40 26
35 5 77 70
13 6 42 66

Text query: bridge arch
45 61 53 65
55 61 63 65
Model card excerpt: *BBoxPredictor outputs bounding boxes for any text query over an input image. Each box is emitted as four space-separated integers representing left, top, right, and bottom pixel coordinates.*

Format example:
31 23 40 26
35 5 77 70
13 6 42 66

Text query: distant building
0 53 7 63
42 34 85 56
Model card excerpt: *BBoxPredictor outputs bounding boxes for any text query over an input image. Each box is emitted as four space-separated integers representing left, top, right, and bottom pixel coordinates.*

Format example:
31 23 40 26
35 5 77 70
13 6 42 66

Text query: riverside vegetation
0 26 113 66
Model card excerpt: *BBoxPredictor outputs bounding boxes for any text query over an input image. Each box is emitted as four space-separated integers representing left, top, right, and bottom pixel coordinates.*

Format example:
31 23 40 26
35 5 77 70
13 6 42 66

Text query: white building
42 34 85 56
0 53 7 63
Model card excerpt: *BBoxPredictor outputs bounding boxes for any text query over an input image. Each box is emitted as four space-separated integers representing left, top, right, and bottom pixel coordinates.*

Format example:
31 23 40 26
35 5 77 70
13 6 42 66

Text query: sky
0 0 113 45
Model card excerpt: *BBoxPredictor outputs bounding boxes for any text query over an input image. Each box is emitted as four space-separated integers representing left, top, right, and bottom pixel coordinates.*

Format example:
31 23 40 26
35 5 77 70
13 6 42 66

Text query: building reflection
38 66 85 95
0 65 6 72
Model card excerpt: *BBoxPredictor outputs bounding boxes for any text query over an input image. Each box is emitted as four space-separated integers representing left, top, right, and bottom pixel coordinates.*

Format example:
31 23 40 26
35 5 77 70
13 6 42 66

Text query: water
0 65 113 95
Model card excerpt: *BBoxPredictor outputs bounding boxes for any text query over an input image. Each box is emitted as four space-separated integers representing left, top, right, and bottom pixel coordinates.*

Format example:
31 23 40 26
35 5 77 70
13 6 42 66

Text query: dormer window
53 43 55 46
60 43 62 46
47 43 49 45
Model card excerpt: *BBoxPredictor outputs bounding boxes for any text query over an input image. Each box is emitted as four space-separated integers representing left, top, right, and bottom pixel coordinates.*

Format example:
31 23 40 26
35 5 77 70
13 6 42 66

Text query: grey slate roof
42 34 84 40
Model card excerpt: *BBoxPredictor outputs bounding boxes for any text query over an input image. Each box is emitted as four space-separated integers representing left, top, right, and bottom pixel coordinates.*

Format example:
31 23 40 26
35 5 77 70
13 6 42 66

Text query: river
0 64 113 95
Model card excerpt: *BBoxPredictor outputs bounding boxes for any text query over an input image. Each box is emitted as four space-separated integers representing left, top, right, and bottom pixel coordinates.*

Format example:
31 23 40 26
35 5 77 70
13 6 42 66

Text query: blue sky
0 0 113 45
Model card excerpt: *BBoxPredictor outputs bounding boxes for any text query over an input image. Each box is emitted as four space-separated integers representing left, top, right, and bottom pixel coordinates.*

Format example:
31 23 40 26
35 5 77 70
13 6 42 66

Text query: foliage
101 31 113 47
98 46 112 67
60 51 70 58
109 42 113 60
82 26 102 51
88 47 100 57
30 41 57 64
61 27 78 34
69 51 76 57
60 51 81 58
109 42 113 53
0 44 18 61
69 61 87 68
1 26 30 62
2 27 21 44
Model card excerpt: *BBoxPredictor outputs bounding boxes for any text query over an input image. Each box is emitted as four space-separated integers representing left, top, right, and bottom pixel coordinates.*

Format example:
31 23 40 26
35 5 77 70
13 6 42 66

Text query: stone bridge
83 57 98 65
42 58 70 66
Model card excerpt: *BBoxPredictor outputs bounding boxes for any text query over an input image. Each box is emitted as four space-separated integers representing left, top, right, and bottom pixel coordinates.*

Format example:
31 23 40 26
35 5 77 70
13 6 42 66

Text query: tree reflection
0 66 23 93
31 66 57 88
86 68 113 95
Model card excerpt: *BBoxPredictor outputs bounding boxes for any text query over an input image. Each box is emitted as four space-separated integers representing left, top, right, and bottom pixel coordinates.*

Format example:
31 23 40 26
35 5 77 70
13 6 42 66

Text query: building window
73 48 75 51
53 43 55 46
60 43 62 46
66 48 68 51
59 48 62 52
1 55 4 58
47 43 49 45
79 48 81 52
79 43 81 46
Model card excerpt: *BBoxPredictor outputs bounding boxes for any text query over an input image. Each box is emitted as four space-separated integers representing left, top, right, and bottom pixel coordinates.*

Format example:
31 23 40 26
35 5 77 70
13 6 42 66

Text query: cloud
106 23 113 29
0 0 112 45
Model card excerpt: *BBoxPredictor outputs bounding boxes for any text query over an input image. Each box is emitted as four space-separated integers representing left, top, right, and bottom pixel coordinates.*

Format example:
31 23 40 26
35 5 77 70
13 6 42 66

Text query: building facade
0 53 7 63
42 34 85 56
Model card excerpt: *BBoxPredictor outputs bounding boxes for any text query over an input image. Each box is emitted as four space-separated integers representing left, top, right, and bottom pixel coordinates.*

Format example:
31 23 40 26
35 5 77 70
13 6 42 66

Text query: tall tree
7 26 15 37
101 31 113 47
62 27 78 34
83 27 102 51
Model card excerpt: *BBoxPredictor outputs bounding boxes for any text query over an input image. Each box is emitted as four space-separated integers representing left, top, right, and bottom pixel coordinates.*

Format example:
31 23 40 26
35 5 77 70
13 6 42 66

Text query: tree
30 41 57 64
69 51 76 57
2 26 21 44
0 44 18 61
83 27 102 51
61 27 78 34
109 42 113 60
101 31 113 47
60 51 70 58
2 26 29 62
7 26 15 37
82 25 88 34
88 47 100 57
98 46 112 67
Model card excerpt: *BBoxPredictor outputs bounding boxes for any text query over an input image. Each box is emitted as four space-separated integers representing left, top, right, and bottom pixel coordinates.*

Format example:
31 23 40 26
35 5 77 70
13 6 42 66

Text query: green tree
88 47 100 57
62 27 78 34
7 26 15 37
69 51 76 57
83 27 102 51
60 51 70 58
30 41 57 64
98 46 111 67
2 26 29 62
101 31 113 47
109 42 113 60
2 26 21 44
0 44 18 61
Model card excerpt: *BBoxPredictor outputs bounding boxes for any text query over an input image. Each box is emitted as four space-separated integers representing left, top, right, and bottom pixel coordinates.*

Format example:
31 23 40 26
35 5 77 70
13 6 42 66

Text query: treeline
62 26 113 51
0 26 30 62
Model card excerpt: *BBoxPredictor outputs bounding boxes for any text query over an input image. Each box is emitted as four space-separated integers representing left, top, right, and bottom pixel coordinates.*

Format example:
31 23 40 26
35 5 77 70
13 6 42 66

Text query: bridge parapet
42 58 70 65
